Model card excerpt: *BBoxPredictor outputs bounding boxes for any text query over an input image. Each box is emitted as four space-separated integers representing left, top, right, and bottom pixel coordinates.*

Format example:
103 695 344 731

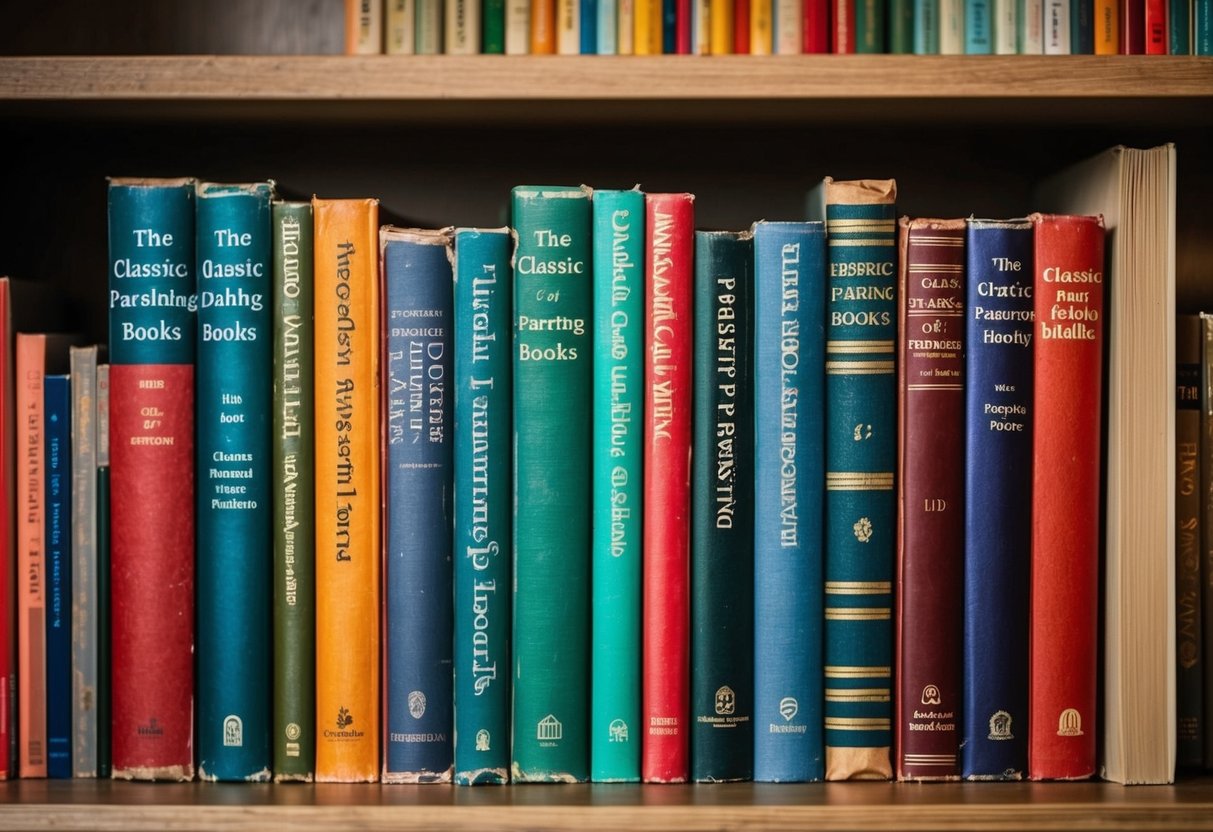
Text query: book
558 0 581 51
386 0 417 53
889 0 915 49
1176 314 1202 770
833 0 856 50
452 228 512 786
345 0 384 52
533 0 558 50
599 0 620 50
941 0 965 49
1043 0 1070 48
381 226 455 784
895 218 965 783
1036 145 1176 786
751 0 774 50
642 192 694 785
1203 314 1213 770
506 0 532 51
776 0 804 49
915 0 940 51
95 363 111 779
272 200 315 782
1095 0 1119 49
447 0 482 52
711 0 734 50
1019 0 1044 50
636 0 664 50
417 0 444 52
1145 0 1167 48
1198 0 1211 51
1026 212 1103 782
808 177 897 782
69 345 99 778
510 185 592 783
735 0 752 48
666 0 680 51
43 371 71 780
0 278 10 781
961 218 1033 782
107 177 197 781
855 0 885 48
1169 0 1190 51
690 229 754 784
313 197 381 783
966 0 993 49
619 0 638 48
1071 0 1094 49
752 221 826 784
486 0 507 50
694 0 711 51
1120 0 1144 50
995 0 1019 49
590 191 643 784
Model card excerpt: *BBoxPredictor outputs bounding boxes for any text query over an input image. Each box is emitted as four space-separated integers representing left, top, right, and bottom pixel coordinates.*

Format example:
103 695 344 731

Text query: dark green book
856 0 888 51
484 0 507 51
888 0 915 50
511 185 593 782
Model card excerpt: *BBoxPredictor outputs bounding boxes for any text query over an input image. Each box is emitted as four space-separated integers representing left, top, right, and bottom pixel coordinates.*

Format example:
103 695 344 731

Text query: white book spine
416 0 444 52
599 0 619 51
775 0 802 51
1043 0 1069 52
506 0 531 52
446 0 482 52
940 0 965 51
994 0 1017 51
1019 0 1043 51
386 0 417 52
558 0 580 51
618 0 636 52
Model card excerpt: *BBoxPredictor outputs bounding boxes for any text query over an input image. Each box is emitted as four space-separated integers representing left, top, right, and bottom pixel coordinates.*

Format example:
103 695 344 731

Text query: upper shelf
2 54 1211 126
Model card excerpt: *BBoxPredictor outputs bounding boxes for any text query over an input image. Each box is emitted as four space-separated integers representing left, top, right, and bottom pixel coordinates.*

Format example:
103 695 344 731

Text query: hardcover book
915 0 940 50
69 345 99 778
44 372 71 780
386 0 416 53
1176 313 1203 769
95 363 111 779
0 279 10 781
1203 313 1213 770
344 0 383 53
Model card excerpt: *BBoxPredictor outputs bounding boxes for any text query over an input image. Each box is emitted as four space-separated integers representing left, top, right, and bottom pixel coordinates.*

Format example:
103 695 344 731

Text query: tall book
855 0 885 49
313 197 381 783
95 363 111 779
44 372 71 780
272 200 315 782
1071 0 1095 49
833 0 856 49
107 177 196 781
1203 314 1213 770
452 228 512 786
1094 0 1119 50
995 0 1019 49
1044 0 1072 48
507 0 532 51
1120 0 1145 49
941 0 966 49
386 0 417 53
1019 0 1044 49
752 221 826 783
1145 0 1167 49
0 278 10 781
381 226 455 784
690 229 753 784
808 177 897 782
642 192 693 784
776 0 804 49
961 219 1033 781
1176 314 1203 770
966 0 994 48
1170 0 1190 51
345 0 384 52
510 185 592 783
590 191 643 784
1027 213 1103 782
447 0 482 51
557 0 582 50
1036 145 1176 785
915 0 940 50
69 345 99 778
417 0 444 52
895 218 965 782
533 0 558 49
486 0 507 50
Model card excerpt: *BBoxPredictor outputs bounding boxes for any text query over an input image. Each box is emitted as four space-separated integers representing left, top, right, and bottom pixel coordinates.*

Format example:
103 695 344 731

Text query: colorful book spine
532 0 558 49
272 200 315 782
966 0 994 48
599 0 619 49
812 177 897 782
735 0 753 47
995 0 1019 49
0 278 10 782
417 0 443 52
941 0 966 49
558 0 582 51
1198 0 1211 51
1120 0 1144 50
1176 314 1203 770
1044 0 1070 47
313 197 381 783
195 181 273 783
69 345 98 779
889 0 916 49
642 193 693 784
95 363 111 779
752 222 826 784
1094 0 1118 49
507 0 532 51
751 0 774 50
678 0 694 50
345 0 384 53
1203 313 1213 769
17 334 47 779
695 0 712 51
1019 0 1044 50
619 0 638 48
590 192 644 784
855 0 885 49
1028 213 1103 782
386 0 417 53
447 0 482 52
1169 0 1190 50
915 0 941 51
44 372 71 780
833 0 856 49
1070 0 1094 48
510 185 592 783
452 228 512 786
381 227 455 784
895 218 965 783
666 0 680 50
107 177 196 781
635 0 663 50
485 0 507 50
776 0 804 49
690 230 754 784
961 219 1033 782
711 0 734 50
1145 0 1167 48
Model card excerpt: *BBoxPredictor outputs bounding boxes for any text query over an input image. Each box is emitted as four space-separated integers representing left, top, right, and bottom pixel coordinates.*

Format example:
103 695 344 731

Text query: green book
511 185 593 782
888 0 915 50
484 0 507 51
856 0 888 50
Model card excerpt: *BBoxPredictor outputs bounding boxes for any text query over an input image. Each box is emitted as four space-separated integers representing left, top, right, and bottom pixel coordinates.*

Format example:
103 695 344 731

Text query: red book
643 193 694 783
1028 213 1104 781
678 0 692 51
1120 0 1145 51
1144 0 1166 51
804 0 829 50
833 0 856 51
734 0 752 51
0 279 11 781
895 219 966 782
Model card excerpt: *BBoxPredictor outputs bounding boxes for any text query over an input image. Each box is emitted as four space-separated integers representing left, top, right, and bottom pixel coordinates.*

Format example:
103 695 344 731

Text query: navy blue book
44 373 72 779
382 227 455 783
961 219 1033 780
752 221 826 782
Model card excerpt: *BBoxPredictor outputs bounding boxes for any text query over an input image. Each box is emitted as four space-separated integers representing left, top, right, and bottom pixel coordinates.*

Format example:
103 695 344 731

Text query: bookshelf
1 49 1212 829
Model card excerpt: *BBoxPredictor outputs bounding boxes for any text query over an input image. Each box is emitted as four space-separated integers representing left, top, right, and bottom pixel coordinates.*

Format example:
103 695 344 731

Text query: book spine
195 182 273 783
695 0 712 51
857 0 886 48
833 0 856 50
510 185 592 783
417 0 444 53
590 192 644 784
95 364 111 780
1094 0 1119 48
1019 0 1043 50
821 178 897 782
940 0 966 48
1203 313 1213 769
751 0 774 50
1044 0 1070 47
1121 0 1144 50
507 0 532 51
558 0 581 51
690 230 754 784
107 178 196 781
272 201 315 782
532 0 557 49
1145 0 1167 48
966 0 994 48
345 0 384 52
889 0 916 49
1027 213 1103 782
735 0 752 46
447 0 482 52
452 229 512 786
1070 0 1094 49
485 0 507 50
1177 314 1203 770
619 0 637 48
1169 0 1189 49
774 0 800 48
914 0 940 51
995 0 1019 49
313 197 381 783
0 279 10 781
387 0 417 52
69 346 98 779
895 219 965 783
1198 0 1211 51
752 222 826 783
635 0 659 49
678 0 693 50
666 0 680 51
381 228 455 784
44 373 71 780
599 0 619 50
960 220 1032 782
711 0 735 50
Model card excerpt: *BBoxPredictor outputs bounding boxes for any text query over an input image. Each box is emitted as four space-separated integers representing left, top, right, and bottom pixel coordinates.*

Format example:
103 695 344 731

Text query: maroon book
1120 0 1145 51
895 218 966 781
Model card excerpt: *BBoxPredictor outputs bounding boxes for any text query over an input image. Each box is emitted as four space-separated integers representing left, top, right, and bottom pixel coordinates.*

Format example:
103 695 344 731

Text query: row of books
344 0 1213 54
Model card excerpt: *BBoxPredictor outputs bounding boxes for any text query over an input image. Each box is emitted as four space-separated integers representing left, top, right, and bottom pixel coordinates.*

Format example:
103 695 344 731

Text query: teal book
590 190 644 783
914 0 941 49
453 228 513 786
1170 0 1190 51
195 181 274 782
808 178 897 782
856 0 888 50
966 0 994 49
889 0 916 50
511 185 593 783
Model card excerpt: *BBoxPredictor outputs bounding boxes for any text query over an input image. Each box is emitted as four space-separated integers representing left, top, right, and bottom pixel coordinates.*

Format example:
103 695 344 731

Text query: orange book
634 0 664 52
1094 0 1119 53
313 198 381 783
345 0 384 54
531 0 558 52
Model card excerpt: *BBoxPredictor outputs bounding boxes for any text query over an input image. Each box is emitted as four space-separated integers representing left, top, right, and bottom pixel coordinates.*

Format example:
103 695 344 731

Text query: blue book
664 0 677 50
961 219 1033 781
44 373 72 780
597 0 619 50
195 181 274 782
382 227 455 783
752 222 826 783
965 0 994 49
582 0 599 50
452 228 513 786
915 0 941 50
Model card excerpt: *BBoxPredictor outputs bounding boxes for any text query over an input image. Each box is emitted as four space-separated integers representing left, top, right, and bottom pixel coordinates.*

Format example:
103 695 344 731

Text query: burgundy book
1120 0 1145 51
735 0 752 50
804 0 829 49
895 219 966 782
1028 213 1104 781
642 193 694 783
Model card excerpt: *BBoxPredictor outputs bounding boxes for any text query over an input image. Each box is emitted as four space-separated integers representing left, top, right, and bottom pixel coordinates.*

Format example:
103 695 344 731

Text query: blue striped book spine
453 228 513 786
961 219 1033 781
752 222 826 783
590 191 644 783
966 0 994 49
915 0 942 50
195 181 274 782
382 227 455 783
44 373 72 780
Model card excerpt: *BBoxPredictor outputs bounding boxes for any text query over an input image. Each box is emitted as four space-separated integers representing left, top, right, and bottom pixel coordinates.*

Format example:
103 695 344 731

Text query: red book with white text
1028 213 1104 781
804 0 829 50
642 193 694 783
